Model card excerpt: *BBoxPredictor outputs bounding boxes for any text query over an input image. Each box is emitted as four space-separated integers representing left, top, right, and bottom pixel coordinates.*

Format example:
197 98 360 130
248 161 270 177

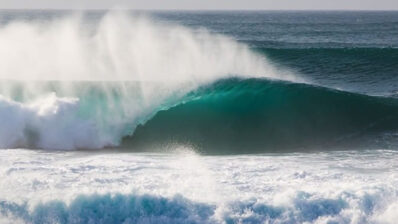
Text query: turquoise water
130 78 398 153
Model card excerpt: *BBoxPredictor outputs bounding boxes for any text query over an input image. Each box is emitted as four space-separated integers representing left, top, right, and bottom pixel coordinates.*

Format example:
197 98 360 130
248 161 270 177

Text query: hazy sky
1 0 398 10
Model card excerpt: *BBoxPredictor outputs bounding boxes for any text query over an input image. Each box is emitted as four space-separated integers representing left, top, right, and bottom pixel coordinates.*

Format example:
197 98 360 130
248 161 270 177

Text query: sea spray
0 11 295 81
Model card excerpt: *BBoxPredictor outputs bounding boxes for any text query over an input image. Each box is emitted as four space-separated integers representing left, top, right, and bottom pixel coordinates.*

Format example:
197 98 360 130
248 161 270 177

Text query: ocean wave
0 11 301 151
0 11 397 152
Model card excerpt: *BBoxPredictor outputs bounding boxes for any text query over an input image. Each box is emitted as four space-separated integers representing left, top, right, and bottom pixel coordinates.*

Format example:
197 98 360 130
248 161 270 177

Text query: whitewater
1 149 398 223
0 10 398 223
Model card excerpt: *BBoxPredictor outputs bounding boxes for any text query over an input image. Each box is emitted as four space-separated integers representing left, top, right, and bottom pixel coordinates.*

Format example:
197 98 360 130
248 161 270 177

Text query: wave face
128 78 398 153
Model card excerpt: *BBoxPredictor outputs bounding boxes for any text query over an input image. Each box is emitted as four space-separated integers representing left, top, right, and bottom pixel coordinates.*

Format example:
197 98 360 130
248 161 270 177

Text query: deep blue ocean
0 10 397 224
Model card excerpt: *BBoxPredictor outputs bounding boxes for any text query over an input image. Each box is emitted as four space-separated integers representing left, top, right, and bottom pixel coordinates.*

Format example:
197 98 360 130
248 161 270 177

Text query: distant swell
256 47 398 96
258 48 398 74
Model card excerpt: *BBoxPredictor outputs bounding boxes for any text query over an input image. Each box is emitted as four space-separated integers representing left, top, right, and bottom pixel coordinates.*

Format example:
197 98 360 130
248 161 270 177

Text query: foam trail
0 11 299 150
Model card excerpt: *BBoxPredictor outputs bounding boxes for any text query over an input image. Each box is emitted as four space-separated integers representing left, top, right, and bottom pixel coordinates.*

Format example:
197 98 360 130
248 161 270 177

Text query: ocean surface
0 10 397 223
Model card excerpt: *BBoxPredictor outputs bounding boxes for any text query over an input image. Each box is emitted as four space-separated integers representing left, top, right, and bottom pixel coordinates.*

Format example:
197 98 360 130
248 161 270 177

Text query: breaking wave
0 11 397 152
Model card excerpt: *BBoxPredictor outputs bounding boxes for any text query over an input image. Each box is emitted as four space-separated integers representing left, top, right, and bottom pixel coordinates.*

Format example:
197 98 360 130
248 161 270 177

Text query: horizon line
0 8 398 11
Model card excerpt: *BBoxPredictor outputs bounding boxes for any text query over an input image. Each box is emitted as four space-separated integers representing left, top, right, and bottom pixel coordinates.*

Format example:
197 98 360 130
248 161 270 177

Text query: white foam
0 93 114 149
0 149 396 223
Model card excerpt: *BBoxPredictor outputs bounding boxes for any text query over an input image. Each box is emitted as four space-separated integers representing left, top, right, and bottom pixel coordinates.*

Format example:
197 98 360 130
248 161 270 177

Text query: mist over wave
0 11 291 81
